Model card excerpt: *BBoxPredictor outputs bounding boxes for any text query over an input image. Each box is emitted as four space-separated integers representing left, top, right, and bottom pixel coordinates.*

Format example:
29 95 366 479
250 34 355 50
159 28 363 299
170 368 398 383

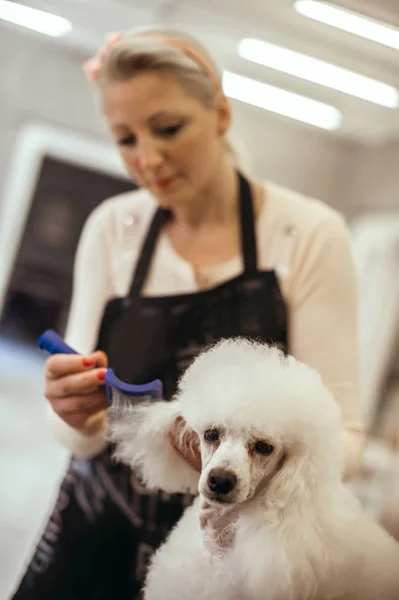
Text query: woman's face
102 72 231 208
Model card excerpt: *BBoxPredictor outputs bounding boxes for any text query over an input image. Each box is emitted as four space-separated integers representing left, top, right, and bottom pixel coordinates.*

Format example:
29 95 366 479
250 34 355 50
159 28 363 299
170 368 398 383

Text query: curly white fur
108 398 199 495
108 339 399 600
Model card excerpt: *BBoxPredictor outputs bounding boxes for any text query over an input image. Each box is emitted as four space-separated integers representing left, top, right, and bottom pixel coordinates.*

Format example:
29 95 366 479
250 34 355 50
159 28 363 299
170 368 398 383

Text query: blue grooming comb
38 329 163 406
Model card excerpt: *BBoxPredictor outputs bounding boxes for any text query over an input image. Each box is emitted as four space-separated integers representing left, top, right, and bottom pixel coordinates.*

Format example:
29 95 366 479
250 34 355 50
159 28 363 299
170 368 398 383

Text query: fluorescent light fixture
294 0 399 51
238 38 399 109
223 70 342 130
0 0 72 37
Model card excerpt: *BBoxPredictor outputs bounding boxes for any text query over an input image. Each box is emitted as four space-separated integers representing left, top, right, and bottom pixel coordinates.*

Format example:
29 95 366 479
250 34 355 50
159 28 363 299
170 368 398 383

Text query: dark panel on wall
0 155 135 341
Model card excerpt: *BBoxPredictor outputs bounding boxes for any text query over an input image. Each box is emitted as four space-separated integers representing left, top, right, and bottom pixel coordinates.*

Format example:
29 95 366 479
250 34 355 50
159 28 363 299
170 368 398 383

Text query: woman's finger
51 390 107 417
45 350 108 379
62 406 107 431
45 368 107 400
45 354 96 379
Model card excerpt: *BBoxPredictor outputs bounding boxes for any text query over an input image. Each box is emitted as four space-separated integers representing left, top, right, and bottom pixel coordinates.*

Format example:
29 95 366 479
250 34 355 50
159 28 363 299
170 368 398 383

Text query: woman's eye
254 440 274 455
159 124 183 137
117 136 135 146
204 428 220 443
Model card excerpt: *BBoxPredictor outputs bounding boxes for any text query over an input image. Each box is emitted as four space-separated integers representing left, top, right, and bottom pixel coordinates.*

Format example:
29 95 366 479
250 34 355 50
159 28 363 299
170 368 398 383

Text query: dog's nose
207 469 237 495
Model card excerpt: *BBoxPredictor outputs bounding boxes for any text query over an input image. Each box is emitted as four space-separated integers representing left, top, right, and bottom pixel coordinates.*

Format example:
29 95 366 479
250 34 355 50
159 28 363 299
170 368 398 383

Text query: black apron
12 172 287 600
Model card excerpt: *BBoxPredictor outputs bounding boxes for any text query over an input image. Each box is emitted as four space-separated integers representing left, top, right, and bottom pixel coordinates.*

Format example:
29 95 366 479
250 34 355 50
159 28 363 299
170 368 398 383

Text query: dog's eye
254 440 274 455
204 428 219 443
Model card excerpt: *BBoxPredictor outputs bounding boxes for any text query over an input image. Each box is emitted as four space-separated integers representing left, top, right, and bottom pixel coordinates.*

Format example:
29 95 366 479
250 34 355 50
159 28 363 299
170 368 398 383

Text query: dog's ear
107 400 200 495
266 447 317 511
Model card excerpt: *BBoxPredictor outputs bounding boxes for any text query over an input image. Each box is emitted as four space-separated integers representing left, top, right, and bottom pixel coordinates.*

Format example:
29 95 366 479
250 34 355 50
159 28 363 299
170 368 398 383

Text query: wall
0 26 109 210
230 101 360 213
345 141 399 218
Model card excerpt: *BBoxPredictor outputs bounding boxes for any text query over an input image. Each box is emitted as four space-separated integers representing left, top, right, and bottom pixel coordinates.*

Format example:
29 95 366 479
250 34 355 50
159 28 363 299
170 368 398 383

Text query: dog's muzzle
207 468 237 496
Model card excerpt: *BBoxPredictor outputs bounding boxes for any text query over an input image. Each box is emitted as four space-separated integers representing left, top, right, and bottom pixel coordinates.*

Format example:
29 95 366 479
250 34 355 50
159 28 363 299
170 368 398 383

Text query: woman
13 26 365 600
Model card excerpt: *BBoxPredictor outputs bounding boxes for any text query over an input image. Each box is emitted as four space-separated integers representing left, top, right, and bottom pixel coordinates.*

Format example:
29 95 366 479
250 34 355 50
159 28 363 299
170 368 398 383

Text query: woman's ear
216 94 232 137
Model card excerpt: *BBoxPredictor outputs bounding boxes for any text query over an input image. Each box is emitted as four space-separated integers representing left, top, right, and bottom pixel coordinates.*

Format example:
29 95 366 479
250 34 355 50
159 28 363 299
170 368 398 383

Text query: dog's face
178 339 343 508
198 424 285 505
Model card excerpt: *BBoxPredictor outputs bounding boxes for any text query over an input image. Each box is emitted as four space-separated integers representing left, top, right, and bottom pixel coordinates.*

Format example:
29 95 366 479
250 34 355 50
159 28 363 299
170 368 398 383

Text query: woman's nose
137 140 164 171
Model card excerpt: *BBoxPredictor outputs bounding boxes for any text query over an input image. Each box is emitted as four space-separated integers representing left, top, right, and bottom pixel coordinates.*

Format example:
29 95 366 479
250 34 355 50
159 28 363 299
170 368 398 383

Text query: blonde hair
98 26 247 169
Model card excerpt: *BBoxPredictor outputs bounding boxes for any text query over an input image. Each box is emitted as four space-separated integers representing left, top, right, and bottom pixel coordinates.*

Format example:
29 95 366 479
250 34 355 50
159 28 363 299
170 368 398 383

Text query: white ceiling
10 0 399 144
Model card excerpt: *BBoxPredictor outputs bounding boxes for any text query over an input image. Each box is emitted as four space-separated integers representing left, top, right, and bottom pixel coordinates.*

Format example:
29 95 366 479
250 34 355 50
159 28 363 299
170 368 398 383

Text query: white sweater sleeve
287 213 365 479
47 203 117 458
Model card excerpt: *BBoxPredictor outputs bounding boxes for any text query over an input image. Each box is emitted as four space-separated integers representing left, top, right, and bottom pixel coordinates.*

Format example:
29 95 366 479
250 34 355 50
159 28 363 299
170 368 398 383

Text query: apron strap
129 207 170 295
129 172 258 296
237 171 258 273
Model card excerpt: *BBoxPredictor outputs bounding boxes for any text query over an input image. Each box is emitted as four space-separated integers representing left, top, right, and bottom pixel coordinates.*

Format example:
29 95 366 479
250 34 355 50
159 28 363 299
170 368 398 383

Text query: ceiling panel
6 0 399 144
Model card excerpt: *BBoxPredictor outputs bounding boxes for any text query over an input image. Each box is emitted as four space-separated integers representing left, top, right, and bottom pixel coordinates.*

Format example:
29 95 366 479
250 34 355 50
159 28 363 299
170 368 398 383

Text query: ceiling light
223 71 342 130
238 38 398 108
294 1 399 51
0 0 72 37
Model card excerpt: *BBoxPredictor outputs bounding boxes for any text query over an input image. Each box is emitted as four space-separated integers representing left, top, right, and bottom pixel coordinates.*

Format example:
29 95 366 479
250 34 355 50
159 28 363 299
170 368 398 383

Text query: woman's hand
168 416 202 472
45 351 108 436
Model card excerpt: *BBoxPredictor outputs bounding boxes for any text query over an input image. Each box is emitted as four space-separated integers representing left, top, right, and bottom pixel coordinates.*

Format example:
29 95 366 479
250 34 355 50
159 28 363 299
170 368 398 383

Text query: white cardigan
48 181 365 478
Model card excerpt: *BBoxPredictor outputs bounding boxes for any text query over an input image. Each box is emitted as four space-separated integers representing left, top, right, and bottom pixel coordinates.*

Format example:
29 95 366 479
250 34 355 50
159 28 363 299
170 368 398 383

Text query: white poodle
108 339 399 600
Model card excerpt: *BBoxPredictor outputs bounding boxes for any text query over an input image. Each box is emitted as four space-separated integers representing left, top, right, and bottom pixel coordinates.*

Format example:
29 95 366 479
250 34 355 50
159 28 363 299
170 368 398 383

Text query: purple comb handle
38 329 77 355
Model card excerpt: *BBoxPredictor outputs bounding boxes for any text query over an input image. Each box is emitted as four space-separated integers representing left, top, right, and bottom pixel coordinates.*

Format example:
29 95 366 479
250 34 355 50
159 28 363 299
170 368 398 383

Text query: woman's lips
153 176 176 189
